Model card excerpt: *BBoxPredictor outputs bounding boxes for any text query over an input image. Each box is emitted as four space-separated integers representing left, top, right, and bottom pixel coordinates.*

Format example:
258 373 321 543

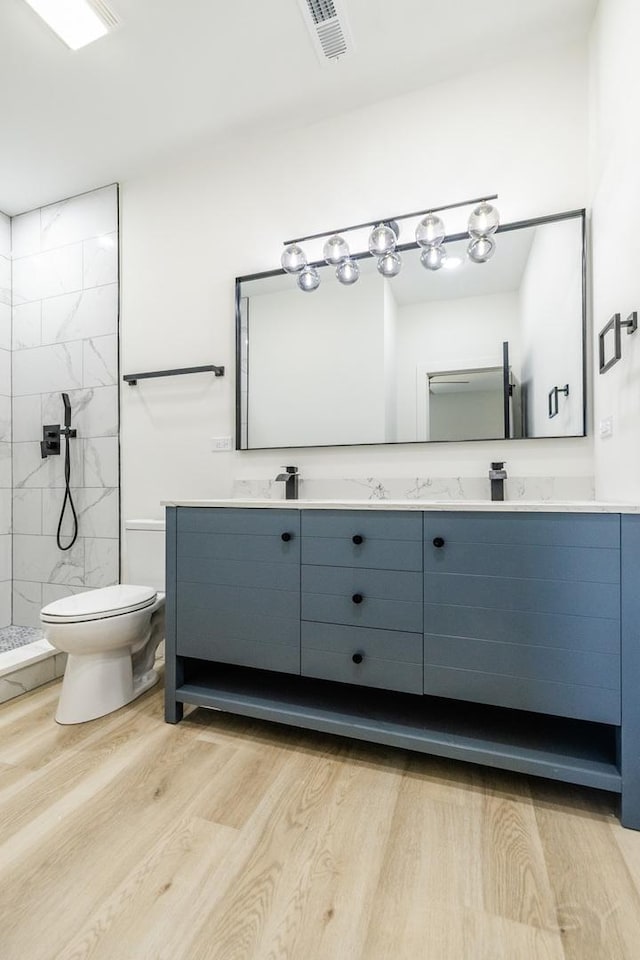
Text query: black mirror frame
235 208 587 451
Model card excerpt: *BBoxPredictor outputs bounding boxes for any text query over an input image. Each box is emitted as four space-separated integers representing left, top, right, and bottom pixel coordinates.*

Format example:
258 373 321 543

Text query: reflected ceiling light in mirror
281 243 307 274
415 213 446 248
336 258 360 285
420 246 446 271
468 201 500 238
297 265 321 292
377 252 402 278
280 194 498 290
467 236 496 263
323 234 350 265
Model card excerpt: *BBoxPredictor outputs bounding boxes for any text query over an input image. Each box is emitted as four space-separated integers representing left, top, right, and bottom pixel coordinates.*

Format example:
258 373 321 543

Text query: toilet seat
41 585 158 624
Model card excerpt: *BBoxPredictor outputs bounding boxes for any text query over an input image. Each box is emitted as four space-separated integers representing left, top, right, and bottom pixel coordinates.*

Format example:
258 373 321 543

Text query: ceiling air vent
297 0 354 65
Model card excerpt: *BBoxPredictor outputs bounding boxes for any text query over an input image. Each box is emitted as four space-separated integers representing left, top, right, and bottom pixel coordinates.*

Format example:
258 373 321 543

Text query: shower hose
56 433 78 551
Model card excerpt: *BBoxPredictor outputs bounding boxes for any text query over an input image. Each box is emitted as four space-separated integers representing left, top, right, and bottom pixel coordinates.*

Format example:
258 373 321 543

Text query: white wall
519 218 584 438
119 43 592 522
590 0 640 500
395 291 520 441
0 212 11 626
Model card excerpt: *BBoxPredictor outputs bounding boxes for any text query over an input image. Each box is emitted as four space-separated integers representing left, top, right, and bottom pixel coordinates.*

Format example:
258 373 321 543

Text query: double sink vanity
164 499 640 830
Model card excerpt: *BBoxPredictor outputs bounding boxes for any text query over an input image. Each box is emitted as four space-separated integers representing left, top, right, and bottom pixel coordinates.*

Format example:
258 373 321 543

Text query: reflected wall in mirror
236 210 585 450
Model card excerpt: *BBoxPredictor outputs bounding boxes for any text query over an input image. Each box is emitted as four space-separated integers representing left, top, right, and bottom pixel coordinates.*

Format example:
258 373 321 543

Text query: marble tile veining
12 301 42 349
41 186 117 251
13 244 83 303
83 234 118 289
12 341 83 396
13 581 43 629
83 335 118 387
41 283 118 345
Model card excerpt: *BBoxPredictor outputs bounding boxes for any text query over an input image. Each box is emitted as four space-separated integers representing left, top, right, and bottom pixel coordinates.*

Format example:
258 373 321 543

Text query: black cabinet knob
432 537 445 548
352 652 364 664
281 532 292 542
352 534 364 545
352 593 364 604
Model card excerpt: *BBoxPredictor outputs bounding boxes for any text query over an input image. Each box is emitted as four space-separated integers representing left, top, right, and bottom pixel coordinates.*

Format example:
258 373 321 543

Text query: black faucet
489 462 507 502
275 466 299 500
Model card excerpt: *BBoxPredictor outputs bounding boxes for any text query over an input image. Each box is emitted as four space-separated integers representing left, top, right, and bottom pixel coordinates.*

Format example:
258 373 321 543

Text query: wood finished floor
2 676 640 960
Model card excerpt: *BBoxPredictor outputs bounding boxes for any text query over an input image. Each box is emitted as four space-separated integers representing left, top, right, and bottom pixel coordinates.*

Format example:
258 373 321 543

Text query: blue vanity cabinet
171 506 301 675
423 512 621 724
300 510 423 694
164 505 640 831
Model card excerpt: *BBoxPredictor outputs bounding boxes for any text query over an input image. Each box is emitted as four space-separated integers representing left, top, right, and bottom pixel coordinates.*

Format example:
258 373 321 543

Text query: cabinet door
423 512 621 724
175 508 301 674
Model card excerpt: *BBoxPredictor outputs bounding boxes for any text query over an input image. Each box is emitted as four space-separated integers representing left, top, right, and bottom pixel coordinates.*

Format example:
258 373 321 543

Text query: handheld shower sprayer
39 394 78 550
62 391 72 429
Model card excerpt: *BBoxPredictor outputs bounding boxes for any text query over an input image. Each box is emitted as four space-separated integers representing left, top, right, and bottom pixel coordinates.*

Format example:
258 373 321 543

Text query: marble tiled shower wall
11 185 119 627
0 212 11 627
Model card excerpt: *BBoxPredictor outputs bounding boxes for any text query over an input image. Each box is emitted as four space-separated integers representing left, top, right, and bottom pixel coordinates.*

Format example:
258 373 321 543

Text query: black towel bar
123 364 225 386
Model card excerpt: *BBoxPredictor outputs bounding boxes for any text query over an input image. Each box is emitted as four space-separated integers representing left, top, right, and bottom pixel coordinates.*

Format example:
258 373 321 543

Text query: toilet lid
41 585 158 623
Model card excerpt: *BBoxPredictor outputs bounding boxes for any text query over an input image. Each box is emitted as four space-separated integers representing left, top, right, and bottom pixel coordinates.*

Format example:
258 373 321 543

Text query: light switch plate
211 436 233 452
599 416 613 438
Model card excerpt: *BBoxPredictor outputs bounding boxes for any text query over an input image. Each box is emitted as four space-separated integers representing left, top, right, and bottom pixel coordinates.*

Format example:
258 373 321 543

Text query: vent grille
306 0 337 24
316 20 347 59
87 0 120 29
298 0 353 64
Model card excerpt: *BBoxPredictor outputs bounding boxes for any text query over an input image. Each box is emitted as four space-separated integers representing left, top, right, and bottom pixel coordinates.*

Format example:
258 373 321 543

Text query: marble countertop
162 498 640 514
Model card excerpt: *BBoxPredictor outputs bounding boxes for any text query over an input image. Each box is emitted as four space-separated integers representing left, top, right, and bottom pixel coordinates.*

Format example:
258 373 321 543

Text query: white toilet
41 520 166 725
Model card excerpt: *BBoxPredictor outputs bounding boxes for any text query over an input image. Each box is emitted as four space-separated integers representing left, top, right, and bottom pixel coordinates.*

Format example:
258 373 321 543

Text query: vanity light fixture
23 0 116 50
281 194 499 291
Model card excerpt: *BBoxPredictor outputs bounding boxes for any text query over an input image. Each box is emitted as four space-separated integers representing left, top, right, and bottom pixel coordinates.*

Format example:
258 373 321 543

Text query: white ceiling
0 0 598 215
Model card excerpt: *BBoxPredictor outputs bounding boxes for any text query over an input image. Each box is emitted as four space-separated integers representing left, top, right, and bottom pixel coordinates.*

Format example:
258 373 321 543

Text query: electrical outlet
211 436 233 452
599 416 613 439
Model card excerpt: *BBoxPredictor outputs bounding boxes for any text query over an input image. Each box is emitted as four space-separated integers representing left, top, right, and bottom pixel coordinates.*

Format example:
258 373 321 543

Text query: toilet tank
124 519 165 592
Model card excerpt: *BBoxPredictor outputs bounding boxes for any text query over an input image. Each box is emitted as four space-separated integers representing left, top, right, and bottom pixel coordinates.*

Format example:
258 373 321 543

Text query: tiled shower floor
0 625 44 654
0 627 65 706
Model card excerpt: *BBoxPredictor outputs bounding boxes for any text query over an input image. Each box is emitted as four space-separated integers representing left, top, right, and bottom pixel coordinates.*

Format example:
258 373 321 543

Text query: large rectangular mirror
236 210 585 450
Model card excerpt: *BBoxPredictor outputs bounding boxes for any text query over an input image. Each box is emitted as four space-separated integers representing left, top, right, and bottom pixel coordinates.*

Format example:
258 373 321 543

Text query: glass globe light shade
467 236 496 263
281 243 307 274
415 213 446 248
297 265 321 292
377 252 402 278
323 234 350 265
336 258 360 285
368 223 397 258
420 245 446 271
468 202 499 239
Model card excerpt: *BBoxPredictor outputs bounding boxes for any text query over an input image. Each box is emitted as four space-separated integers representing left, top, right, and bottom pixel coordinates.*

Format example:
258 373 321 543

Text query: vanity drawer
302 536 422 571
301 622 423 695
302 510 422 542
302 565 423 632
177 506 300 542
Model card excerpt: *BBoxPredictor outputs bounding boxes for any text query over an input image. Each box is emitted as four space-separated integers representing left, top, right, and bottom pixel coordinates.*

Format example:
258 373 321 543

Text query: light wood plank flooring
2 674 640 960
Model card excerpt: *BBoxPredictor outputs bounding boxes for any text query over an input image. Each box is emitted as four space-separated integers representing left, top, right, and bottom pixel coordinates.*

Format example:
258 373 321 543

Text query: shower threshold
0 626 66 706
